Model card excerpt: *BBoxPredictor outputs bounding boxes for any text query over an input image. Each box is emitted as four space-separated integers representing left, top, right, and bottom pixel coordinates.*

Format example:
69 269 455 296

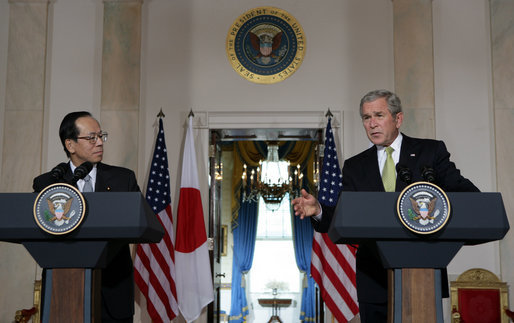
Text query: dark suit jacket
312 134 479 303
33 162 140 320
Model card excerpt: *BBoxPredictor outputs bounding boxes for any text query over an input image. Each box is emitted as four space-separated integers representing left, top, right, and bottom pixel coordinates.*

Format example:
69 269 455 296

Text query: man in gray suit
33 111 139 322
292 89 478 322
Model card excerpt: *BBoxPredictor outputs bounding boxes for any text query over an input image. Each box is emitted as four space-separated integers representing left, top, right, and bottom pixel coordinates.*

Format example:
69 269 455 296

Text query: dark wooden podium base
388 268 441 323
44 268 101 323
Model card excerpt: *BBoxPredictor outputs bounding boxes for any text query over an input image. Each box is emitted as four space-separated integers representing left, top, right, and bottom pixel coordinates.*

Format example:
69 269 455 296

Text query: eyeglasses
76 132 108 144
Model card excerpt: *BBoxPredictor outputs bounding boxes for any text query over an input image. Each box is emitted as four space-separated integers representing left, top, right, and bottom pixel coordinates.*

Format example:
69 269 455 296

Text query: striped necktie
382 146 396 192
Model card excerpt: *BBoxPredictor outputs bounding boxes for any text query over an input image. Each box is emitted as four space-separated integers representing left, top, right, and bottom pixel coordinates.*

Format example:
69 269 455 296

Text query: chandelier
241 143 304 206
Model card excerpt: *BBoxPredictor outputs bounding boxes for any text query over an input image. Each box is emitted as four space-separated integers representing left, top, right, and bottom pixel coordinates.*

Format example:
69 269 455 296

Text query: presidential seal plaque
33 183 86 235
226 7 306 84
397 182 451 234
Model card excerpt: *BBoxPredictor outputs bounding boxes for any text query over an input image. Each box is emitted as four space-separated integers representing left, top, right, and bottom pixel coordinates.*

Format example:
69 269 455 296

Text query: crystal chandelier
241 143 303 206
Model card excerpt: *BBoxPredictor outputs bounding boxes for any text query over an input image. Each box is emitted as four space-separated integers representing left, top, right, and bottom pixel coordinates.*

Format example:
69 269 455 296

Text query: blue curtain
229 199 258 322
231 140 315 322
292 198 316 322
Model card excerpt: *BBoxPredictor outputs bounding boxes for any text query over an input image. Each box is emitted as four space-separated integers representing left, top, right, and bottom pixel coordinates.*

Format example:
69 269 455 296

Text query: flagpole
310 115 359 322
134 112 179 322
175 108 214 322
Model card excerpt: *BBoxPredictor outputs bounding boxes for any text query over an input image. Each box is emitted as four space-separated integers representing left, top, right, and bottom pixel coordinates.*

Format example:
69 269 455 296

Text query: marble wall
101 0 142 172
393 0 435 139
0 0 512 322
491 0 514 296
0 1 49 319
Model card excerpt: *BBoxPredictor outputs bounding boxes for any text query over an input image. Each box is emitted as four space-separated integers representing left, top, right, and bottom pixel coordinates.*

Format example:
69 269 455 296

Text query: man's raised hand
291 189 321 220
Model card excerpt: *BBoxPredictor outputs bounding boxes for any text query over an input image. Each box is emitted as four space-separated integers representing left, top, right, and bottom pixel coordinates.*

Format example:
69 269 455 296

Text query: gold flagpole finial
188 109 195 118
325 108 333 118
157 108 165 118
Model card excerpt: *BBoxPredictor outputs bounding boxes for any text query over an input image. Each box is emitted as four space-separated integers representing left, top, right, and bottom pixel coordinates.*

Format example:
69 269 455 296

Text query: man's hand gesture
291 189 321 220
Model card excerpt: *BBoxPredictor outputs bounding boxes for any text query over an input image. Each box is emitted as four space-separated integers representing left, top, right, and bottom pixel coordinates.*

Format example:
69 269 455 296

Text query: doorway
209 128 321 322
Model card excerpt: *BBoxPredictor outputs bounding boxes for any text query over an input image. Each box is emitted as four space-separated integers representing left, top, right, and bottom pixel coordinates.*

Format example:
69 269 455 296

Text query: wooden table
258 298 292 323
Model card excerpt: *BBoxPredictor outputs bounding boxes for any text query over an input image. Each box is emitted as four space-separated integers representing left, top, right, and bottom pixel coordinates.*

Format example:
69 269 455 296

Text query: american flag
310 117 359 322
134 118 179 322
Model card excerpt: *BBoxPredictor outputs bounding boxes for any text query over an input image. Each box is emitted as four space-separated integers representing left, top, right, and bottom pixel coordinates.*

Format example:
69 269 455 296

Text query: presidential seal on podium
33 183 86 235
397 182 451 234
226 7 306 84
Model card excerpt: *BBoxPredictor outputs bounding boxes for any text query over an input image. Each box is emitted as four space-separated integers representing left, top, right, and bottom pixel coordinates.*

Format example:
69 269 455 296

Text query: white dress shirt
376 133 403 176
312 133 403 220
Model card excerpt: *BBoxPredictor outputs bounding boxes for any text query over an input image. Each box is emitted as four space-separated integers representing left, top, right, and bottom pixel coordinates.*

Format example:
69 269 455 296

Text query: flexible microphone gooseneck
50 162 69 183
421 166 436 183
72 161 93 184
396 164 413 184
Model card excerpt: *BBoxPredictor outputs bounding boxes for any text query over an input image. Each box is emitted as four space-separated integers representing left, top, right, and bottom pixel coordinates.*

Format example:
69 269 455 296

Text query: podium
0 192 164 322
328 191 509 323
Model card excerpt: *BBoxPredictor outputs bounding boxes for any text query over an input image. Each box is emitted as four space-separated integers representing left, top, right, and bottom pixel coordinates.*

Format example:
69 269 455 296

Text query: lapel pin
410 153 416 157
107 187 111 191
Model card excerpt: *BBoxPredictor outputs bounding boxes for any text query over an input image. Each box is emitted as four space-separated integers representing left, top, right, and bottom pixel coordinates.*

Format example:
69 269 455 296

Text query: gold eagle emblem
409 196 437 221
46 198 73 221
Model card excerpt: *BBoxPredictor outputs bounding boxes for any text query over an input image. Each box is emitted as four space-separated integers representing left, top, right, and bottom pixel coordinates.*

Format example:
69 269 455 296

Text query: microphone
51 162 69 182
421 166 436 183
396 164 412 184
72 161 93 183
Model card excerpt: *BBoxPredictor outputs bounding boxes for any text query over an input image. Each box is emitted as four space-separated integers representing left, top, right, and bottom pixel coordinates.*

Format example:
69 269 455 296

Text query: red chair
451 268 511 323
14 280 41 323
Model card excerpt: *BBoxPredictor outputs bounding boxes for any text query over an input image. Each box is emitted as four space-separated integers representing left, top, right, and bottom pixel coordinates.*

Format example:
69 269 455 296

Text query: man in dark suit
33 111 139 323
292 89 479 322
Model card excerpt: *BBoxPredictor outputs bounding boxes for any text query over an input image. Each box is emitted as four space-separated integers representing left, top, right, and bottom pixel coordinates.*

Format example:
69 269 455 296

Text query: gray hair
359 89 402 118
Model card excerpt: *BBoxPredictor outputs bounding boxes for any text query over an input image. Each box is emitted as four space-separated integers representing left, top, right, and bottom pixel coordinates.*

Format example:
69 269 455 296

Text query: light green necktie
382 146 396 192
